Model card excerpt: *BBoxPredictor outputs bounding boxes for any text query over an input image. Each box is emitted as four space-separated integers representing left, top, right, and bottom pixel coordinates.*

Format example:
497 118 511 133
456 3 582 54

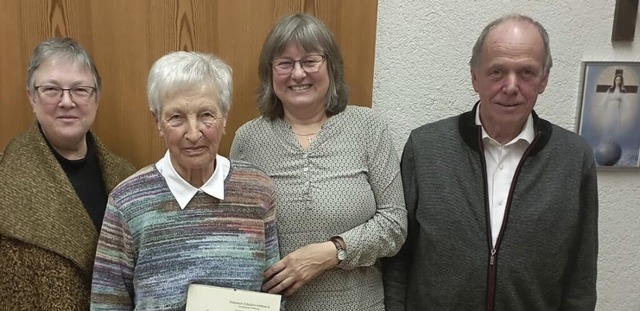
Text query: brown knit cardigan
0 123 136 310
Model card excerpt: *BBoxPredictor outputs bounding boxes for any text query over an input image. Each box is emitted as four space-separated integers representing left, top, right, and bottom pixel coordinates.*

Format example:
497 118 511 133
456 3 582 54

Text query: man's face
471 20 549 141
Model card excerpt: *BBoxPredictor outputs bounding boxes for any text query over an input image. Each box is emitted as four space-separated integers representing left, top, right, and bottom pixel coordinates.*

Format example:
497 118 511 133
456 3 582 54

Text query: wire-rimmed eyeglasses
272 54 326 76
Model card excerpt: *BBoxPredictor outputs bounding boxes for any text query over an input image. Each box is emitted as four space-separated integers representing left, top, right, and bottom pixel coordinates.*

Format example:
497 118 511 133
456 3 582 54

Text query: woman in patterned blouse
231 13 408 311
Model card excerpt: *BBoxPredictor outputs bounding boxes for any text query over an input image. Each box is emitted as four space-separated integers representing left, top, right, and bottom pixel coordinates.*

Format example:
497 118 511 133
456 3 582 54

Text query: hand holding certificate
185 284 282 311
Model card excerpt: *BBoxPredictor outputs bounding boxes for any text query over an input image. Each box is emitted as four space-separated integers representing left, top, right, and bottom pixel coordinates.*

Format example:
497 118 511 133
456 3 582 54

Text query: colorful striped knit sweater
91 160 279 310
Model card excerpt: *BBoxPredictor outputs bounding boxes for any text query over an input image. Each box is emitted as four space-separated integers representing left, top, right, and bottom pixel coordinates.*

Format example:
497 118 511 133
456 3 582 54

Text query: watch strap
329 236 346 262
330 237 344 251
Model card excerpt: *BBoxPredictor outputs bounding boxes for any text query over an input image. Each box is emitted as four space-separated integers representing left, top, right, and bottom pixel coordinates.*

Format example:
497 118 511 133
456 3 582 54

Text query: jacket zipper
487 248 497 309
480 131 542 311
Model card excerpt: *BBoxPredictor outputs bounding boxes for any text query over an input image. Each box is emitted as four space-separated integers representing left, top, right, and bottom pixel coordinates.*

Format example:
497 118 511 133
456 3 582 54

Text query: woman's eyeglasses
272 54 326 76
34 85 97 102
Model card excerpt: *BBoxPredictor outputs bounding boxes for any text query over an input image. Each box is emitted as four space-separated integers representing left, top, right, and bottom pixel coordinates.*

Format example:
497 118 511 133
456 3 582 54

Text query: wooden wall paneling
0 0 32 149
0 0 378 169
210 0 278 157
91 0 155 168
19 1 93 59
336 2 378 108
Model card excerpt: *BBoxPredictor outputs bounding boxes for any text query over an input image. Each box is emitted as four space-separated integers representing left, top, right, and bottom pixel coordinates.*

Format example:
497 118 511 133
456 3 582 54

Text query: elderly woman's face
157 85 226 180
28 58 98 149
272 42 329 111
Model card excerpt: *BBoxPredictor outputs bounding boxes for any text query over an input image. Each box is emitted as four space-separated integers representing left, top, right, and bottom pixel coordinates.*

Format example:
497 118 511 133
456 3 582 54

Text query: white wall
373 1 640 310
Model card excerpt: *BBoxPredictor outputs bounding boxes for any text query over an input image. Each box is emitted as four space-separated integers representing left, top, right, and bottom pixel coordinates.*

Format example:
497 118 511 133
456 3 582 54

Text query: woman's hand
262 241 339 296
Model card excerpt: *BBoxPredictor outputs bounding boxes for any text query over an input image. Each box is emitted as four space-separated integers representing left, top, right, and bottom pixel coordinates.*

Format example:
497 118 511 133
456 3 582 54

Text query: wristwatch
329 236 347 262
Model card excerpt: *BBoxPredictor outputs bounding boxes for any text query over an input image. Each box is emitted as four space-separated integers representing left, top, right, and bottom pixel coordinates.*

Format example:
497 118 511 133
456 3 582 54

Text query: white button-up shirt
155 150 230 209
476 107 534 246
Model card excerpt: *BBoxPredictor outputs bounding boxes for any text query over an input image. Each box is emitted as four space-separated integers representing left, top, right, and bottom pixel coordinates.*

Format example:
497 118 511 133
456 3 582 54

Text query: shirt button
498 200 504 205
303 167 309 172
499 164 504 170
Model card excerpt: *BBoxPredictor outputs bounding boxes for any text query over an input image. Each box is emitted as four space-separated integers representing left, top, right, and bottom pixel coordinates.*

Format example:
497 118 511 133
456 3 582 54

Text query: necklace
292 130 320 143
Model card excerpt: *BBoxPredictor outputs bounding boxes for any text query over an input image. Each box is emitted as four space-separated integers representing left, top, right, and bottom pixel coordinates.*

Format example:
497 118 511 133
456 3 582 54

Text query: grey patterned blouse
230 106 407 311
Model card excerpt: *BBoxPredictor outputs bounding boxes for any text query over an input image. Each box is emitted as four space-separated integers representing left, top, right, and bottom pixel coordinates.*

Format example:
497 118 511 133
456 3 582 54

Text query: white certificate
185 283 281 311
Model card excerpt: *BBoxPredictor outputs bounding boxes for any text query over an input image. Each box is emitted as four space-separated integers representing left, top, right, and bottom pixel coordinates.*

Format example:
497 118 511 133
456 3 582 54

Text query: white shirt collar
155 150 230 209
475 104 535 146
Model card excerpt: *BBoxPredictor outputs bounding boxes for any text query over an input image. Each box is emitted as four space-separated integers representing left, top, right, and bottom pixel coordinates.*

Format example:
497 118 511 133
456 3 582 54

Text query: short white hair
147 51 233 116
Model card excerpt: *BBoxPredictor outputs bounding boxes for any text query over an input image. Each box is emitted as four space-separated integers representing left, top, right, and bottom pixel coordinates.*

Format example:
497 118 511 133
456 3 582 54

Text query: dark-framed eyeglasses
271 54 326 76
34 85 97 101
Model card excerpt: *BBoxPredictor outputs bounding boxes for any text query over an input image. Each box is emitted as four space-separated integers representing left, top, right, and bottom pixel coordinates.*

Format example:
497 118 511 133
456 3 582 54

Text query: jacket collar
0 122 118 276
458 101 552 155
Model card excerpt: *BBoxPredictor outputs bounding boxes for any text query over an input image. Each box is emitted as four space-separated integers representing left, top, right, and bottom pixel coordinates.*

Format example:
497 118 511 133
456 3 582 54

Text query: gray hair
26 37 102 96
147 51 233 116
469 14 553 74
257 13 348 120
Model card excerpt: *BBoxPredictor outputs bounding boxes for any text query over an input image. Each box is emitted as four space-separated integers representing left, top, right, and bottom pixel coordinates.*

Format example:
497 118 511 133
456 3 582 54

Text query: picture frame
577 61 640 168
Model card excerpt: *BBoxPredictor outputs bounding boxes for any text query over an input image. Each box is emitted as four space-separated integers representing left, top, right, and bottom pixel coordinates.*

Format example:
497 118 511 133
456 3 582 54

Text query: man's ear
471 68 480 93
538 72 549 94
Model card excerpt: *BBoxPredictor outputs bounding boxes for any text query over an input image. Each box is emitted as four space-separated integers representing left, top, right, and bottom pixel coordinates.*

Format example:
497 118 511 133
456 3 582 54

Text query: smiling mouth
289 85 311 91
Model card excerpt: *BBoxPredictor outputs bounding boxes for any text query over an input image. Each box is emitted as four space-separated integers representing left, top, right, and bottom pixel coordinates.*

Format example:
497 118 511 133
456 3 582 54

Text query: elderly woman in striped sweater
90 51 280 310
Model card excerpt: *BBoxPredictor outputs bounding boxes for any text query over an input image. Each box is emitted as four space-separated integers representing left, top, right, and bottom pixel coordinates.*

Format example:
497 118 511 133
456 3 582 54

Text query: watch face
337 249 347 261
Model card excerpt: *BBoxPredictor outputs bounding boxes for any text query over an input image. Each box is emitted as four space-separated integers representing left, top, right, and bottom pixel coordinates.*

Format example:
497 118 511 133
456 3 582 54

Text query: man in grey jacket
382 14 598 311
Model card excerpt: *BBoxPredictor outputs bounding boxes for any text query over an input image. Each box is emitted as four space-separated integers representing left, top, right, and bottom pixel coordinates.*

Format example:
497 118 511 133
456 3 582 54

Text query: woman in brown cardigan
0 37 135 310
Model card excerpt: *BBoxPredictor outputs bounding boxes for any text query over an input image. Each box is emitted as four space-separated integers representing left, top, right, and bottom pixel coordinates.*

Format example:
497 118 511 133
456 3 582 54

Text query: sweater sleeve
264 185 281 269
264 186 286 310
91 198 136 310
381 134 419 311
339 114 408 269
232 129 279 269
561 151 598 310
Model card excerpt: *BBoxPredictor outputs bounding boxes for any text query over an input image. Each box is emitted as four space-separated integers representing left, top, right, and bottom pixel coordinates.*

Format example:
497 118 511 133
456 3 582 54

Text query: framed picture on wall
577 61 640 168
